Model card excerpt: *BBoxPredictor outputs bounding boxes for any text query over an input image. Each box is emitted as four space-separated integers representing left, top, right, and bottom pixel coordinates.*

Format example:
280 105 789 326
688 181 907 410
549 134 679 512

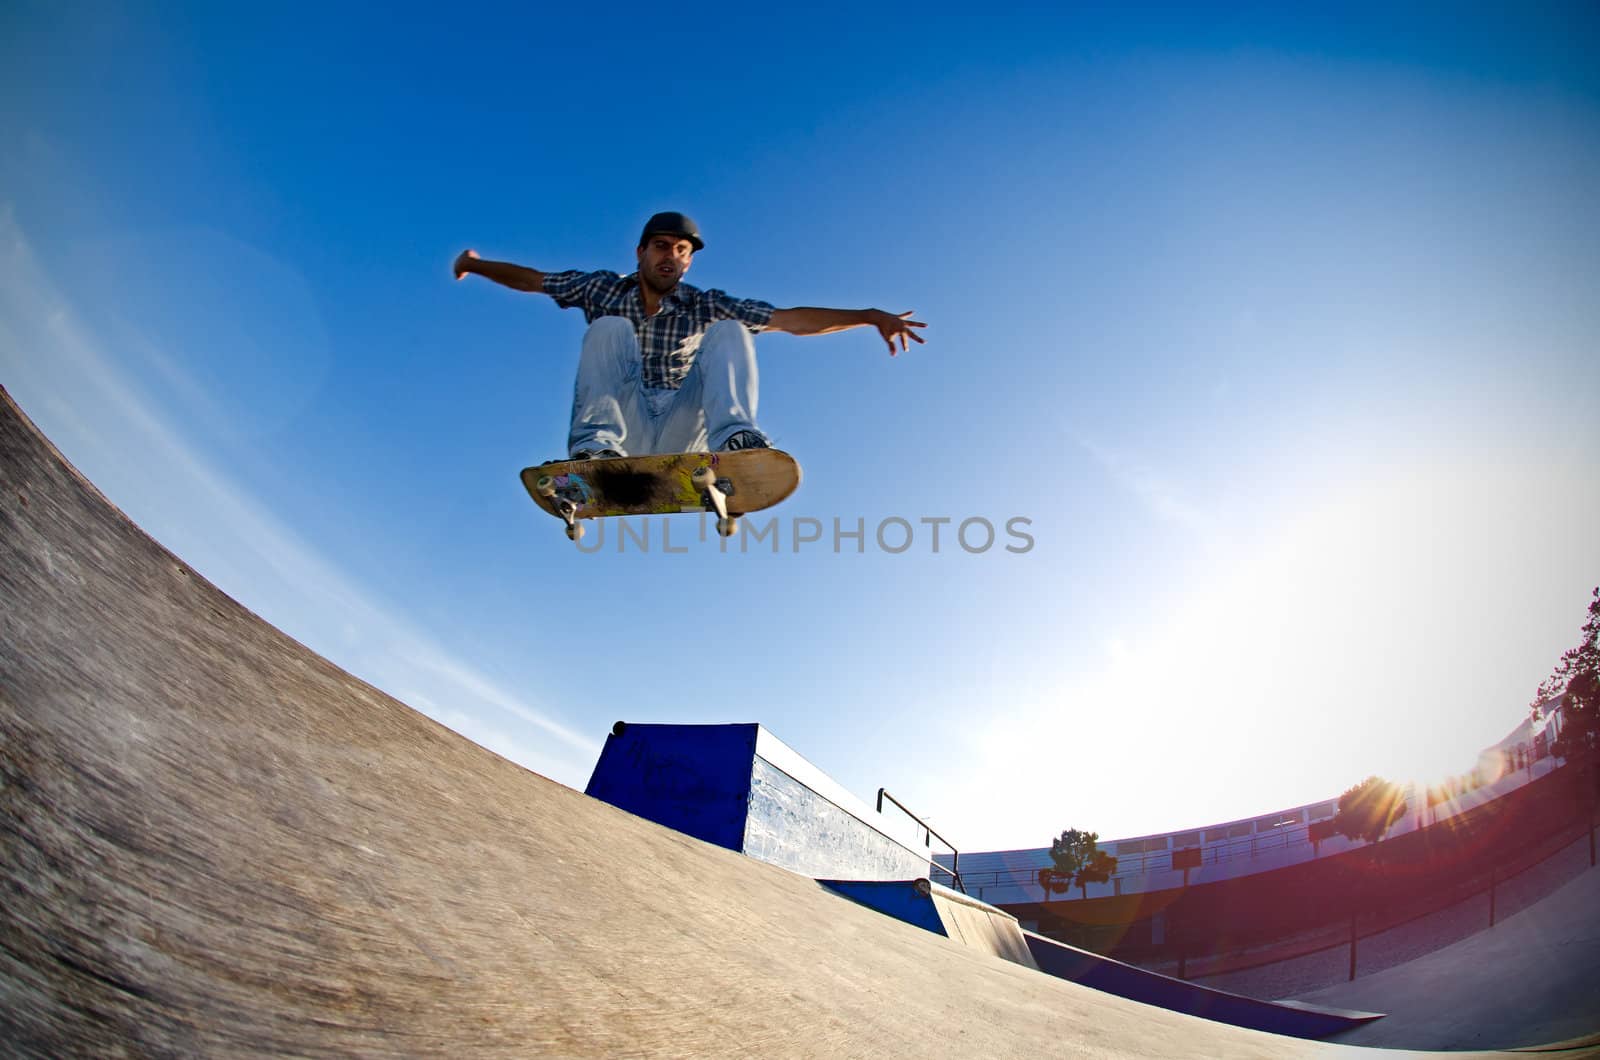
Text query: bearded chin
641 270 678 295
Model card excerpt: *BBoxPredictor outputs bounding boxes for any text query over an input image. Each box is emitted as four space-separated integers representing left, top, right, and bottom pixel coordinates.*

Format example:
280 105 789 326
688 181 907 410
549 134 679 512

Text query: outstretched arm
767 307 927 356
453 249 546 293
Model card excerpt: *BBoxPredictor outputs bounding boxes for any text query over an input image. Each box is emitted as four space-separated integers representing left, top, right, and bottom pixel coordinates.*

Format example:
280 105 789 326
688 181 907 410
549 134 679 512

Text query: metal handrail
877 788 965 894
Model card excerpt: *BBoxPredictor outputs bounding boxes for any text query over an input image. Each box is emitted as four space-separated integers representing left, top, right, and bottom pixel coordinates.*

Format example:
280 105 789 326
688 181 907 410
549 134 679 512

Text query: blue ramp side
822 879 1039 970
584 723 758 854
820 879 1382 1041
1023 931 1386 1041
821 879 949 936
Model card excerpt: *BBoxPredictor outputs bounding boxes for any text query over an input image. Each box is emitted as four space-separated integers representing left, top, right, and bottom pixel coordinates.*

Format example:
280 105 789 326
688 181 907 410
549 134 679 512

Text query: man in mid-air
454 211 925 459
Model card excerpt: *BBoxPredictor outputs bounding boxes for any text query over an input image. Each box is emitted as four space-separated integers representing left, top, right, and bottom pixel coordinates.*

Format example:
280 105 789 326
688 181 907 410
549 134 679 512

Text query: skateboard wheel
717 516 739 538
566 523 585 542
691 465 716 489
535 475 557 498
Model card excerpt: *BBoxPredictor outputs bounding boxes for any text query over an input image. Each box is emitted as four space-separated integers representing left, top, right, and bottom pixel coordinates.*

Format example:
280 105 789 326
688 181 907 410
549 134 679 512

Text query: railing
934 752 1561 903
948 755 1566 898
949 823 1327 896
877 788 965 894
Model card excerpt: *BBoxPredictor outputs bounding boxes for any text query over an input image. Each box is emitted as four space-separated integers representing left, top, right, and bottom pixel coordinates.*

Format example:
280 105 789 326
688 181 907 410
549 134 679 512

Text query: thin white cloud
430 705 592 787
0 207 598 780
1079 436 1215 537
405 651 596 754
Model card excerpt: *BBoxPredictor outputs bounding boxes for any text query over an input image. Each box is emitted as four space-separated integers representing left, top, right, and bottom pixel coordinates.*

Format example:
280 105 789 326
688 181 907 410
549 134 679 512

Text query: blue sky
3 1 1597 851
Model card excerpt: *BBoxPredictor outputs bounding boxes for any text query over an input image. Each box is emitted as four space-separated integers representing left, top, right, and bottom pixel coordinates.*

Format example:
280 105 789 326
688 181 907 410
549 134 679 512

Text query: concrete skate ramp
1293 864 1600 1050
823 879 1380 1041
823 878 1042 971
0 385 1589 1058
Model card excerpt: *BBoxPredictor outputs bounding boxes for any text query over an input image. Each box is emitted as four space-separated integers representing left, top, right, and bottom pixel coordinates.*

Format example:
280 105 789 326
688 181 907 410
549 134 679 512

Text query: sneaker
719 431 769 452
571 448 624 460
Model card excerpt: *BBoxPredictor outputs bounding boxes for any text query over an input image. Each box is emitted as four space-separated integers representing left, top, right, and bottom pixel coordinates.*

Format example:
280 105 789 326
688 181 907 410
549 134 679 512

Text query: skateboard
520 449 802 544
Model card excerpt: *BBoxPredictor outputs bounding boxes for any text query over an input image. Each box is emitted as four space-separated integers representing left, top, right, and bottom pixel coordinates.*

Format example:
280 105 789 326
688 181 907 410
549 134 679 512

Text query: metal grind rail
877 788 965 894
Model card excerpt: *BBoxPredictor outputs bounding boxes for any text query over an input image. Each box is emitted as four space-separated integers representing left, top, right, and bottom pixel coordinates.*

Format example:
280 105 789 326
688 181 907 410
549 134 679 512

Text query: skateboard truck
692 465 738 538
534 475 586 542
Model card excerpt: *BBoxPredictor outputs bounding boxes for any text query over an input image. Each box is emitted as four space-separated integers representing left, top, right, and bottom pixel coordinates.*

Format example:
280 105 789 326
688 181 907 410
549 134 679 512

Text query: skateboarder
454 211 925 459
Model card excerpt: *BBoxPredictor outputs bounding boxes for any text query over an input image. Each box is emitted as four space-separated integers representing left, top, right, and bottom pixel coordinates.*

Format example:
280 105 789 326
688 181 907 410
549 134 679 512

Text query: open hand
871 310 927 356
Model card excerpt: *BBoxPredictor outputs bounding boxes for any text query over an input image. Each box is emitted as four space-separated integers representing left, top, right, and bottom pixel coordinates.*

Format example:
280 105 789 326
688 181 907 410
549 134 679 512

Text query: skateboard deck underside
520 449 801 523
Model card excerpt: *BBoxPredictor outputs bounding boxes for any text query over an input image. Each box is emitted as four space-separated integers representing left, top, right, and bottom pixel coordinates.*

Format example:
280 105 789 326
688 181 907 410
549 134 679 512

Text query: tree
1049 828 1097 877
1532 587 1600 764
1039 828 1120 898
1331 776 1407 845
1074 848 1120 898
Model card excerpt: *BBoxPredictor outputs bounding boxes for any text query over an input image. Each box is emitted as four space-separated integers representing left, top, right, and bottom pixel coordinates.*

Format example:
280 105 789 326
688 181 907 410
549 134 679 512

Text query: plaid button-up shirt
542 270 776 390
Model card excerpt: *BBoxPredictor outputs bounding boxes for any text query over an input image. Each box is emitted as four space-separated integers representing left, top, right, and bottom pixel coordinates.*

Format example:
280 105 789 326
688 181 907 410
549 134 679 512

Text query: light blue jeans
568 316 765 456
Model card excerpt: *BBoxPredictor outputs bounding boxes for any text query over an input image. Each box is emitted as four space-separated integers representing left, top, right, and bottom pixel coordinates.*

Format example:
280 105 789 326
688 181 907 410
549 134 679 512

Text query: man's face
636 234 695 295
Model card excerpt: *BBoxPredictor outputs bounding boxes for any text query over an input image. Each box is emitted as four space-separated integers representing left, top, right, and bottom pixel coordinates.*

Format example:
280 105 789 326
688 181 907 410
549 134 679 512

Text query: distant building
941 709 1564 918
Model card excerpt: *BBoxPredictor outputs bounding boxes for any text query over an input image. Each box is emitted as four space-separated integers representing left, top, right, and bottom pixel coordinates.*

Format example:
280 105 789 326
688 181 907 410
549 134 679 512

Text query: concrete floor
1293 860 1600 1051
